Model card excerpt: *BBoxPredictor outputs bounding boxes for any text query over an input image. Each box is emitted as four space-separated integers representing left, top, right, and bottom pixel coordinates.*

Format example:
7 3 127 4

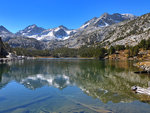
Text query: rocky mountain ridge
80 13 136 29
47 13 150 49
0 12 146 49
16 25 77 41
16 24 45 38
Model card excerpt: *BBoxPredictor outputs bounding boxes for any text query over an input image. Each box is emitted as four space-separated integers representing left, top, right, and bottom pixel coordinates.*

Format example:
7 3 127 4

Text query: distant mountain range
0 13 136 41
16 25 77 41
1 12 147 49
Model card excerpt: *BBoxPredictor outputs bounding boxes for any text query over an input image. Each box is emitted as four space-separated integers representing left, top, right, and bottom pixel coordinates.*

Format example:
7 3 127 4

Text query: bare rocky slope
47 13 150 49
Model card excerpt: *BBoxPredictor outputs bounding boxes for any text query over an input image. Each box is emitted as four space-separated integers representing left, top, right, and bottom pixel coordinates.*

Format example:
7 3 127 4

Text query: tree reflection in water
0 59 150 104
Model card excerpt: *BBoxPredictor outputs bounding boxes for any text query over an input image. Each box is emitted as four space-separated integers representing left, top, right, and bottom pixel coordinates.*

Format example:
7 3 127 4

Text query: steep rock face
107 13 150 46
0 37 8 58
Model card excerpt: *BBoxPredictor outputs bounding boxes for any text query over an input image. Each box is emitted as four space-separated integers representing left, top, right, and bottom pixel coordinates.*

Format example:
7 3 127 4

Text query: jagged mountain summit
0 13 136 43
16 24 45 38
37 25 76 41
16 25 76 41
0 25 15 41
0 25 44 49
46 13 137 49
80 13 136 29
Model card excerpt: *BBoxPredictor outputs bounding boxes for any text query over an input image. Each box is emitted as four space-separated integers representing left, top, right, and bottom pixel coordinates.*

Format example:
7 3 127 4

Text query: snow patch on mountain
16 25 76 41
80 13 137 29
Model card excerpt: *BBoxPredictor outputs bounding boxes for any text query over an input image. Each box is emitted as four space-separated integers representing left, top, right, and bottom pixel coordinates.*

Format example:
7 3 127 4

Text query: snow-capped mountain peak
0 12 137 43
16 24 45 38
16 13 136 41
80 13 137 29
16 24 76 41
37 25 76 41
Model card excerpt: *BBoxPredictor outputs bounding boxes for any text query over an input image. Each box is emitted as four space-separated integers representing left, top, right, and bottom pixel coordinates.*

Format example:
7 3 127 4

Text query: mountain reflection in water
0 59 150 113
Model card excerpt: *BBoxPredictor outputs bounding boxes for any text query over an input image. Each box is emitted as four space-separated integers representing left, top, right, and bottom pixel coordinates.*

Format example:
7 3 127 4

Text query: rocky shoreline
135 62 150 73
0 56 36 63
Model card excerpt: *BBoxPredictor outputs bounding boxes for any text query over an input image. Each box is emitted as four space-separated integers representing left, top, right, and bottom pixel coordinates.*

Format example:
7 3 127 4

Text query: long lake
0 59 150 113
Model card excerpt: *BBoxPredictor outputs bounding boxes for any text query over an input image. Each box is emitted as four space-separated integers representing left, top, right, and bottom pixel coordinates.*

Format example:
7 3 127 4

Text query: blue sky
0 0 150 33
